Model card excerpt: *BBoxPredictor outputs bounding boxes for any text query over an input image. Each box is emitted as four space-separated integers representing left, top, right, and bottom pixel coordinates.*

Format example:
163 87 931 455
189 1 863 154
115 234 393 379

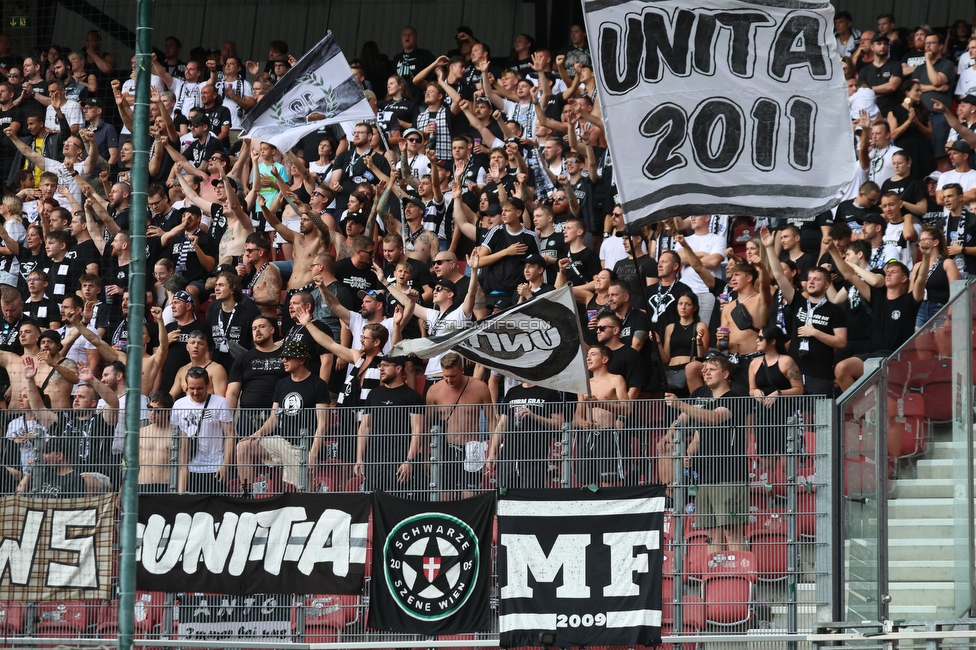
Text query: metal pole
119 0 153 648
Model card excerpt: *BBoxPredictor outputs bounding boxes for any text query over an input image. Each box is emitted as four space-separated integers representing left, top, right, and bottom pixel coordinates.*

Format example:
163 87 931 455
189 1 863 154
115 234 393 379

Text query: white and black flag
136 493 370 595
497 486 666 648
391 286 589 394
582 0 857 228
240 32 374 152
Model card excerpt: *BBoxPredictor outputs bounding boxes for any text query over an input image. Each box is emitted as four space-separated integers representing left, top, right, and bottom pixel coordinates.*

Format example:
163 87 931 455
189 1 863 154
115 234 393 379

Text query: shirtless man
33 329 79 409
257 194 328 289
238 233 282 318
64 306 169 395
138 392 176 492
574 344 630 487
380 195 439 264
171 330 228 399
425 352 496 500
718 262 771 392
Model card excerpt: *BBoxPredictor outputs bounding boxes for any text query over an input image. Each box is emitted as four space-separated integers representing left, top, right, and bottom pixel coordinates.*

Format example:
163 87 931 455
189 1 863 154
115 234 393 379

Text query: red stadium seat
701 551 757 627
745 510 789 581
35 600 91 637
796 491 817 538
0 601 24 634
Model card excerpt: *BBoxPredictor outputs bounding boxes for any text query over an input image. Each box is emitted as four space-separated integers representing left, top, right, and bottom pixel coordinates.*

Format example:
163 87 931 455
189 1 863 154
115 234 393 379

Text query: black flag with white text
497 486 665 648
368 491 494 635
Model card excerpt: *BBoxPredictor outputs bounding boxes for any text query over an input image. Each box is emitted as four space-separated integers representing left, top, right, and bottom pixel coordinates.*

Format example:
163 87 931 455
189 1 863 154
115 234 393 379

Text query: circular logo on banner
383 513 480 621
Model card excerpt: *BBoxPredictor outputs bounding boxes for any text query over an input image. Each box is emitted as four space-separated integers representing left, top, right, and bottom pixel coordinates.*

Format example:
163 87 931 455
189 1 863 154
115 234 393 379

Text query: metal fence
0 395 833 647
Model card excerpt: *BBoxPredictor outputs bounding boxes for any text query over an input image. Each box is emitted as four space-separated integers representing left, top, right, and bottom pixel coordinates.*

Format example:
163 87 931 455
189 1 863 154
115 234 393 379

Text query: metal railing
835 279 976 624
0 395 833 647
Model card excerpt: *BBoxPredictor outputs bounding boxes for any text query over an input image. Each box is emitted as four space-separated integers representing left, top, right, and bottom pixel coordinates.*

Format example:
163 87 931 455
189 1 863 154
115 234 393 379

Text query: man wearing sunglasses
172 364 236 494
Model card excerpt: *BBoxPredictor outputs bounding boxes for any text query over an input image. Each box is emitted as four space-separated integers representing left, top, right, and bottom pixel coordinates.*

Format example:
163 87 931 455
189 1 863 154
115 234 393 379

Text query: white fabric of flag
240 32 374 152
582 0 858 228
391 286 589 395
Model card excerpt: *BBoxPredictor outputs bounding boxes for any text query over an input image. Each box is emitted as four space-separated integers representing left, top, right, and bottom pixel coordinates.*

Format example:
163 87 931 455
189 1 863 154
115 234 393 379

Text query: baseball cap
401 128 422 139
484 203 502 217
81 97 105 109
189 114 209 127
429 279 457 294
961 95 976 106
180 204 202 218
279 339 310 359
39 329 63 349
376 354 407 366
925 170 942 182
358 288 385 301
949 139 973 154
508 197 526 212
863 212 886 226
211 176 240 191
404 195 424 209
524 253 546 266
871 33 889 44
173 290 194 303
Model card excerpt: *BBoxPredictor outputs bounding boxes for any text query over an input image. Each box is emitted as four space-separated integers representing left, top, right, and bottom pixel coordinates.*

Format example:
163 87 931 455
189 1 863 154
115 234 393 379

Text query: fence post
430 424 442 502
786 413 799 642
670 419 686 635
560 421 573 487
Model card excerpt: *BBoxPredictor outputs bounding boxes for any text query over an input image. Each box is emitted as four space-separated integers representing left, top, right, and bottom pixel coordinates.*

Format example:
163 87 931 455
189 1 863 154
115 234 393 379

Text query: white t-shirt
347 312 393 354
599 234 646 271
217 78 253 130
849 87 880 121
56 324 88 365
424 306 471 377
937 169 976 214
171 78 204 118
681 232 726 293
956 67 976 98
5 416 48 472
882 220 922 269
172 394 233 474
959 50 974 74
45 99 84 134
42 158 86 203
868 144 902 185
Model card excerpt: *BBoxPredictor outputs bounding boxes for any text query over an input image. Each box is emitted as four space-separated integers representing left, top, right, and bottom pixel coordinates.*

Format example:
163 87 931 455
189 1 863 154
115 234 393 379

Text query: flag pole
568 285 592 397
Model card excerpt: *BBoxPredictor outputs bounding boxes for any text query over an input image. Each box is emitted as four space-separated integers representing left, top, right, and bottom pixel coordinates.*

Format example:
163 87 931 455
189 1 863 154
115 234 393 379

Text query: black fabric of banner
137 493 370 595
368 491 494 635
497 485 664 648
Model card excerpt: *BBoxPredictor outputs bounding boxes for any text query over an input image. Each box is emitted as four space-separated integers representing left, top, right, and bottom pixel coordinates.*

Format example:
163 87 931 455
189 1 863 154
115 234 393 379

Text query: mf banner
0 494 115 601
497 486 666 648
136 493 370 595
582 0 857 227
368 491 494 635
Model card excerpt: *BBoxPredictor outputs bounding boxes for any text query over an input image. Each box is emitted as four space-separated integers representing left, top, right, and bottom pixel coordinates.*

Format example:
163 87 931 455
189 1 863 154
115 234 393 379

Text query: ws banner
497 486 666 648
582 0 856 227
136 493 370 595
368 492 494 635
0 494 115 601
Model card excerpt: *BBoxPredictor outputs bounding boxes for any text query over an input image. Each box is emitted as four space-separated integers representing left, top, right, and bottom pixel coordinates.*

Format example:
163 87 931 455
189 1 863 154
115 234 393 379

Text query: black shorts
442 443 484 492
576 429 623 486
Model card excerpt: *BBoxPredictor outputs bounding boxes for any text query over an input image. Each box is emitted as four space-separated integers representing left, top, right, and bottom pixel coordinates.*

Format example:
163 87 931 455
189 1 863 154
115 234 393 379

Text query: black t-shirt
272 373 331 445
859 59 903 115
870 289 919 352
647 279 695 336
391 48 436 94
363 384 424 463
42 256 81 302
787 293 848 380
536 231 565 284
202 105 233 143
55 411 113 477
790 211 835 256
205 298 260 373
160 318 206 392
480 225 540 294
606 344 645 392
779 250 817 279
24 295 61 326
881 176 924 218
687 386 747 483
334 258 381 309
163 229 218 283
378 98 417 135
564 247 601 287
619 307 652 348
835 198 882 239
0 105 21 168
183 135 223 168
229 347 288 409
332 148 391 205
67 239 101 277
501 384 564 462
613 254 658 300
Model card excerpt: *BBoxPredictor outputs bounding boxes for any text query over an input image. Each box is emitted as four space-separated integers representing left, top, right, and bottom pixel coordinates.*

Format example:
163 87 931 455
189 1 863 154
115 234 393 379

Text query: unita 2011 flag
240 32 374 152
391 285 588 394
368 492 495 635
582 0 857 228
497 486 666 648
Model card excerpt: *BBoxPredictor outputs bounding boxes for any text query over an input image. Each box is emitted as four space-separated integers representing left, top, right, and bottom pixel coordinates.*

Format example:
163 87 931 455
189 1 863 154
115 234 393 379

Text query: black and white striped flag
497 486 665 648
240 32 374 152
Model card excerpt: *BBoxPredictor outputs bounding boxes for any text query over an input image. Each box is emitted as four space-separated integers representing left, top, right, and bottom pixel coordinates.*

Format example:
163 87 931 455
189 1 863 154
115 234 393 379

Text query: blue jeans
915 301 946 329
930 112 950 158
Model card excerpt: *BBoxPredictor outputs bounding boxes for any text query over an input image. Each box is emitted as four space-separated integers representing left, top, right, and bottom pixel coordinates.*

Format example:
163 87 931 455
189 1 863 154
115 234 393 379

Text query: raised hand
759 226 774 248
21 355 36 380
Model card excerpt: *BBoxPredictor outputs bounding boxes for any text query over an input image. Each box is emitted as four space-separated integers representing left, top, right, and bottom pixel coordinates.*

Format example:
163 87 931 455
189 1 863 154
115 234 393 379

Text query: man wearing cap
80 97 119 167
355 354 424 495
477 195 541 311
181 113 222 168
861 33 904 116
397 129 432 178
162 204 217 301
238 339 330 490
937 139 976 206
159 290 206 393
515 253 554 305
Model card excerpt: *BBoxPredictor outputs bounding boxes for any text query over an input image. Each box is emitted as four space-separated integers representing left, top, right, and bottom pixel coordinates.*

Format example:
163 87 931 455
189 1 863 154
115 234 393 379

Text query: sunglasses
595 325 613 332
432 260 449 265
187 366 208 377
406 138 422 144
312 191 327 198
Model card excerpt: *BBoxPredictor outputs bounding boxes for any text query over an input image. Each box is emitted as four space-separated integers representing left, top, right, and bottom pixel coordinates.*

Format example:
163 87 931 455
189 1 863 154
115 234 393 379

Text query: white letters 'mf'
500 534 590 599
603 530 659 597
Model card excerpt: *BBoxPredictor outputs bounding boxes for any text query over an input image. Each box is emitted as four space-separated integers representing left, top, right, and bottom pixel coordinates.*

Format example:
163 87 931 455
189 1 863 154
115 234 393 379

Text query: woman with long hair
661 293 709 396
381 75 416 134
67 51 97 93
574 268 615 346
911 226 959 329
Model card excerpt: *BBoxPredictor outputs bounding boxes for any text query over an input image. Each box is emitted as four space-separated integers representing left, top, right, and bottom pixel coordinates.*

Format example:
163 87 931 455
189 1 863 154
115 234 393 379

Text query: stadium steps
885 435 973 619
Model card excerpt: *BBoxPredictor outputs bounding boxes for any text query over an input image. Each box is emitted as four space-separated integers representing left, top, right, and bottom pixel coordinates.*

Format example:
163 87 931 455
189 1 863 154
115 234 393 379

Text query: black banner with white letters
497 486 665 648
368 491 494 635
136 493 370 595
